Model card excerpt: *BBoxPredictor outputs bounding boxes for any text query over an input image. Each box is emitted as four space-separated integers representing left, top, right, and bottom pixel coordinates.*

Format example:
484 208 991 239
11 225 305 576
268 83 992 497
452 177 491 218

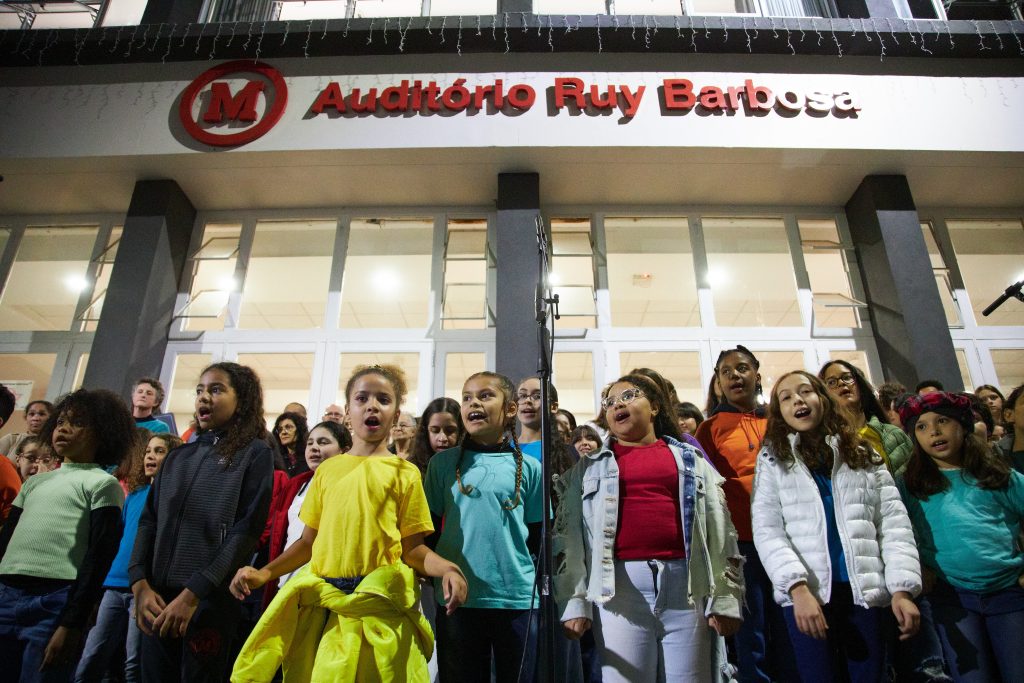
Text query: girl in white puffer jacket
752 371 923 683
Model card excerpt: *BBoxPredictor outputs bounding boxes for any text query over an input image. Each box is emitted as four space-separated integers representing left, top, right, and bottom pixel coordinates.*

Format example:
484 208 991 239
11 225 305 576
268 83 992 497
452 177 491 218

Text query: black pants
435 606 537 683
139 590 241 683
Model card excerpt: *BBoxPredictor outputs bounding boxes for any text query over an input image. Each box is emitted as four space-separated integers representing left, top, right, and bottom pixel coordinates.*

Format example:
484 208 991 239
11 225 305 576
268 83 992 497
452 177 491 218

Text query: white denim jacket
553 435 744 623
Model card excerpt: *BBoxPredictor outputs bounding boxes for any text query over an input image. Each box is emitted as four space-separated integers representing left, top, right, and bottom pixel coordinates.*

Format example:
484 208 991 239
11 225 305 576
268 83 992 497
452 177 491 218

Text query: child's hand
441 568 468 615
562 618 592 640
40 625 81 671
891 592 921 641
132 580 167 636
152 589 199 638
790 583 828 640
708 614 741 637
230 566 270 600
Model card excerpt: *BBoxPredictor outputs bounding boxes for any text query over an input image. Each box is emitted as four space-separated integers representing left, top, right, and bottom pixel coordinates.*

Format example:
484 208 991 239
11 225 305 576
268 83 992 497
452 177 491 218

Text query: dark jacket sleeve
61 506 123 628
128 466 161 588
185 440 274 599
0 505 22 562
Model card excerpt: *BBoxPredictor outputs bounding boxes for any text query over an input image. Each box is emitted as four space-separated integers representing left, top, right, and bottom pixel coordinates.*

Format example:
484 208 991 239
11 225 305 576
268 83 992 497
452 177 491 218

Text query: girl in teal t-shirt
898 391 1024 683
424 371 544 683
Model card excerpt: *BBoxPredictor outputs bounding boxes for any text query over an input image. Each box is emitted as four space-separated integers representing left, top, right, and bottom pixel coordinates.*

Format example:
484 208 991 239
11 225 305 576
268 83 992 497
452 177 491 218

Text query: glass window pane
354 0 421 17
615 0 685 14
534 0 605 12
703 217 801 327
443 219 487 330
955 349 973 391
73 353 90 390
799 219 861 329
83 227 122 332
606 216 700 327
237 353 314 427
0 353 57 434
342 218 432 329
619 351 703 407
991 348 1024 393
946 219 1024 327
445 353 486 400
550 219 596 328
688 0 757 14
554 351 594 422
0 225 99 331
748 350 808 399
168 353 213 435
920 223 961 327
239 219 336 330
339 352 421 415
182 223 241 332
431 0 498 14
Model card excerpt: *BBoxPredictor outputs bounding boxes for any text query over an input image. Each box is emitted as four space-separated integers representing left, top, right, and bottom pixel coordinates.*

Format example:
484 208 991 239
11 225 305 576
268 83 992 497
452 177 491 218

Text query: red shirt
612 440 685 561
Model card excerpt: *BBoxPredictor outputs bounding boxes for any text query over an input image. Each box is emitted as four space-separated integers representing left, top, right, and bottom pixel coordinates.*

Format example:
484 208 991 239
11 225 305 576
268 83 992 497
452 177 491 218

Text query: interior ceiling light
63 275 89 293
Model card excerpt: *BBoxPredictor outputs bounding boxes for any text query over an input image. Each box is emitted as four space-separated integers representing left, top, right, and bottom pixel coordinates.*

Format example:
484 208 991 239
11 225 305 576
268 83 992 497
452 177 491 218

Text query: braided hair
456 371 525 510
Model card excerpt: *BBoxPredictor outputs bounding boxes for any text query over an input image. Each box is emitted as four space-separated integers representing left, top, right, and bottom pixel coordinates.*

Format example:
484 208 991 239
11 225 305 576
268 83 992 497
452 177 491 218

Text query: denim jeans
73 589 142 683
434 606 537 683
735 540 798 683
783 582 884 683
593 559 714 683
929 581 1024 683
0 581 75 683
883 594 951 683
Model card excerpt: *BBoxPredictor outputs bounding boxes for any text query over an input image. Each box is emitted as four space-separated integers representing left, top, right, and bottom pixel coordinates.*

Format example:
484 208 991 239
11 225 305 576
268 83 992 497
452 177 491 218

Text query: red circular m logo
179 61 288 147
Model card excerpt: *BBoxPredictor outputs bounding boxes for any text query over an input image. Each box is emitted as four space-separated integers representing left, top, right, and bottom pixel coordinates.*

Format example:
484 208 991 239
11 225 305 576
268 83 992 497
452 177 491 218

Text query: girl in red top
694 345 796 683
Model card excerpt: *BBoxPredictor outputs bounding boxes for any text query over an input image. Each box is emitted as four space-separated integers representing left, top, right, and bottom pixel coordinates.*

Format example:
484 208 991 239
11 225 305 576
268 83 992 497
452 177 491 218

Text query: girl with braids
424 371 545 683
752 371 921 682
554 372 744 683
129 362 275 683
694 345 796 683
230 365 466 682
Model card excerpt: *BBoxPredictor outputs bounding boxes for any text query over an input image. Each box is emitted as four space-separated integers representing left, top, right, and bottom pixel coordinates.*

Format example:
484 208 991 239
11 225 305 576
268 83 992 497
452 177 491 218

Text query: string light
457 16 462 56
644 15 651 49
944 20 955 49
321 18 329 41
193 22 206 55
830 18 842 56
784 19 794 55
124 24 140 57
743 17 751 52
399 17 411 52
989 20 1003 51
303 19 312 58
884 18 898 46
439 15 446 44
367 17 375 45
179 23 192 50
210 22 224 59
597 13 603 52
630 14 636 42
162 24 176 63
255 20 266 61
37 29 57 65
280 20 289 46
149 23 165 52
721 15 728 43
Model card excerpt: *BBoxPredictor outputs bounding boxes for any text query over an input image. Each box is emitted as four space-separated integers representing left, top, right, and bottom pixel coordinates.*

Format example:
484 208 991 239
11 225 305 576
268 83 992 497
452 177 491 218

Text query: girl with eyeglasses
424 371 544 682
694 345 797 683
554 373 743 682
819 361 915 477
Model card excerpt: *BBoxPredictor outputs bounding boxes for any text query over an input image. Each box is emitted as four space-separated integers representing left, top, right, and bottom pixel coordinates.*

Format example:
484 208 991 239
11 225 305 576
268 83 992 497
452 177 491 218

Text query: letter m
202 81 265 123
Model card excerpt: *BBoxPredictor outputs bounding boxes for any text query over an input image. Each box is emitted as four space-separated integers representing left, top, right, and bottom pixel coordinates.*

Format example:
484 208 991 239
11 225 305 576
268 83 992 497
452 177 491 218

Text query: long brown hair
763 371 877 471
200 362 268 464
116 428 151 493
903 429 1011 500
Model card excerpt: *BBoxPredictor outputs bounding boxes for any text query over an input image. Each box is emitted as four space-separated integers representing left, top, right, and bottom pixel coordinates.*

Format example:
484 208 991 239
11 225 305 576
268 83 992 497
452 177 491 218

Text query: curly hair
273 411 309 464
763 371 877 471
39 388 137 468
877 381 908 413
903 429 1010 500
410 397 463 476
344 364 408 408
606 373 682 443
818 360 887 424
116 428 152 493
199 362 268 463
134 377 166 410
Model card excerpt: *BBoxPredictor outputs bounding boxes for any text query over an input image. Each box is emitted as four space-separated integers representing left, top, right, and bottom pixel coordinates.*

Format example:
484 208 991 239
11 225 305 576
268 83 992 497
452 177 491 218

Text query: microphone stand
535 216 559 683
982 279 1024 317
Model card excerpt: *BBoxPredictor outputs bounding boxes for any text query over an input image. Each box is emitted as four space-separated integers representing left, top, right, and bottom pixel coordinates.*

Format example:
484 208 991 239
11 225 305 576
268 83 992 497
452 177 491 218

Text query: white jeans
595 559 714 683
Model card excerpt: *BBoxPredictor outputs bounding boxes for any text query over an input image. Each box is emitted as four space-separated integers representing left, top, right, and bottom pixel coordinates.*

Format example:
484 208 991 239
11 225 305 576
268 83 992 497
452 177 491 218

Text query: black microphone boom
982 279 1024 317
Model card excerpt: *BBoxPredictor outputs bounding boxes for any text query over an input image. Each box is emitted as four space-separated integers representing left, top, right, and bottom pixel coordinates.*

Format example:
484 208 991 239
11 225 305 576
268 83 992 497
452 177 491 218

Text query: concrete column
83 180 195 397
495 173 542 385
845 175 962 391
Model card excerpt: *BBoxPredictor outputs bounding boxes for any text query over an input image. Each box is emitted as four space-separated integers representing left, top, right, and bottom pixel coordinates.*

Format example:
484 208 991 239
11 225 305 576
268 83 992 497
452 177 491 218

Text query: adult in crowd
131 378 170 434
0 399 53 465
283 402 307 419
389 413 417 460
322 404 345 424
878 381 908 428
272 411 309 478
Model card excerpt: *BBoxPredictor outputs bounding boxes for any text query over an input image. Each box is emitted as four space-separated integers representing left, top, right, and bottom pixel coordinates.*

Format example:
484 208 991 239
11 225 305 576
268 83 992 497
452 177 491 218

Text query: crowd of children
0 350 1019 683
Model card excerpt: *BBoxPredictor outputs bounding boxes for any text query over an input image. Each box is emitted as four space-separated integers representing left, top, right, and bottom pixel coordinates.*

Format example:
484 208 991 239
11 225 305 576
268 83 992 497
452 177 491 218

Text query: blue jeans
735 541 797 683
783 582 884 683
73 589 142 683
434 606 537 683
884 594 951 682
0 581 75 683
929 581 1024 683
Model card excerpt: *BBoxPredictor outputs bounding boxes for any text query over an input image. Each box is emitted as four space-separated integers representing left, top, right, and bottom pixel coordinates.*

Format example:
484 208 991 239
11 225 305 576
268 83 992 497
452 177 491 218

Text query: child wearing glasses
555 373 744 683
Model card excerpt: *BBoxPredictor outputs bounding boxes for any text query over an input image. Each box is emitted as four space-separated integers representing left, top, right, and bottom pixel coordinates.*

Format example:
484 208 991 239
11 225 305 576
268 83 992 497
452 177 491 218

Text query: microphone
982 279 1024 317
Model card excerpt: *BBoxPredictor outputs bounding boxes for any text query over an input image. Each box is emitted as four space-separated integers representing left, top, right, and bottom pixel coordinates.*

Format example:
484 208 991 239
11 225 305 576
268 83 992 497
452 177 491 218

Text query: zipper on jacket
157 444 213 588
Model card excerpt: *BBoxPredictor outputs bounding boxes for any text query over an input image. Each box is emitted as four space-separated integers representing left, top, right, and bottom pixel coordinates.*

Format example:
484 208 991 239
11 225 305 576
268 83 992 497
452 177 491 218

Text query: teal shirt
134 416 170 434
900 469 1024 592
811 468 849 583
519 441 542 462
424 445 544 609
